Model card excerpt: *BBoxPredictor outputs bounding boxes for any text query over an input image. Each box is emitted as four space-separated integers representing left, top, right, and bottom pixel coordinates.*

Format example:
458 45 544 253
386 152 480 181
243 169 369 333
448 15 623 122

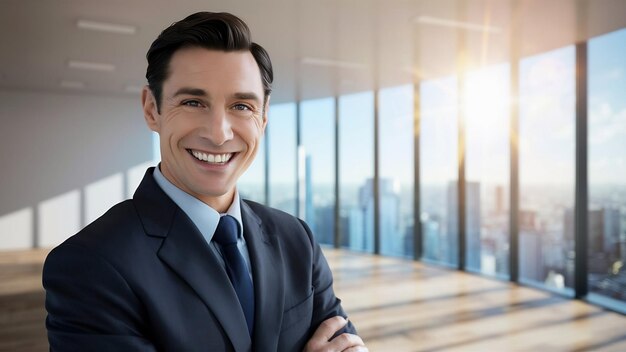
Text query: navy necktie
213 215 254 336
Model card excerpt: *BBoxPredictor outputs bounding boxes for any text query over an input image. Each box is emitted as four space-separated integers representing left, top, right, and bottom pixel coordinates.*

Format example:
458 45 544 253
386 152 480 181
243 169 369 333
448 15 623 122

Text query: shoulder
67 199 142 246
45 199 157 270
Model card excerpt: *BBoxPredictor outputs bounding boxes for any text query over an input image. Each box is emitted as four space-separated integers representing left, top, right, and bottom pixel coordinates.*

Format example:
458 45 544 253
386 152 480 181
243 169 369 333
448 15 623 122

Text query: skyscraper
495 185 505 215
422 213 441 261
447 181 481 269
520 210 543 281
348 207 367 251
564 207 621 255
357 178 401 255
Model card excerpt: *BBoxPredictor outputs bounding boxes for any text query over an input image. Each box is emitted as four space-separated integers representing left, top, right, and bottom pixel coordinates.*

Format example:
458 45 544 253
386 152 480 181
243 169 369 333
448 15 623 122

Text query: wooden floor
1 249 626 351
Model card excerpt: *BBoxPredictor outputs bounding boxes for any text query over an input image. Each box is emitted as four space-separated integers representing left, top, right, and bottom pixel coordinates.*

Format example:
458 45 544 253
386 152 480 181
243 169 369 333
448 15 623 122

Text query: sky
588 28 626 185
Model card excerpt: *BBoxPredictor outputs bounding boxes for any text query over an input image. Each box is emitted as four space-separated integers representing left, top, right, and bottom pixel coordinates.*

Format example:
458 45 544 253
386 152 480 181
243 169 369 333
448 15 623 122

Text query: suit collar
132 167 176 238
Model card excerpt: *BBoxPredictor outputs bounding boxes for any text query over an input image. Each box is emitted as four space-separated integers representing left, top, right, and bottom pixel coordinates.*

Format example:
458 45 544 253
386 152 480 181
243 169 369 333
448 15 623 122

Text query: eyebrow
172 88 261 104
172 87 208 98
232 92 262 103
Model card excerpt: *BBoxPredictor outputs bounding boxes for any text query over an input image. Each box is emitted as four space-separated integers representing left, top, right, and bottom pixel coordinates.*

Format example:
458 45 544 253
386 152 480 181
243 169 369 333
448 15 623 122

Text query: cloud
589 106 626 145
606 68 624 80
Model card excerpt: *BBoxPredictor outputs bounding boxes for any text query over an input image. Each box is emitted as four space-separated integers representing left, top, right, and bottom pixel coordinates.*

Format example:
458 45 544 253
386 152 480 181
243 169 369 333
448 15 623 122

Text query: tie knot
213 215 239 246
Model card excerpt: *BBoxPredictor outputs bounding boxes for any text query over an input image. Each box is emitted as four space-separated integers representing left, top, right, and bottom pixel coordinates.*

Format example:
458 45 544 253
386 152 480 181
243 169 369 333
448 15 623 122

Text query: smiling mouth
187 149 235 164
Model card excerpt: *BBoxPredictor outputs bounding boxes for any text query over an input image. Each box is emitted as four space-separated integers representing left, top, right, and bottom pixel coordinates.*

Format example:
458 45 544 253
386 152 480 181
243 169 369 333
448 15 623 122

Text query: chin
197 185 233 197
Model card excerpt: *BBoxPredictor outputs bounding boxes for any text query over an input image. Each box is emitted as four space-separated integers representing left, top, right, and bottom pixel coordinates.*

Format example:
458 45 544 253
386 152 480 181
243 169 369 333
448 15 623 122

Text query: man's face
142 47 267 210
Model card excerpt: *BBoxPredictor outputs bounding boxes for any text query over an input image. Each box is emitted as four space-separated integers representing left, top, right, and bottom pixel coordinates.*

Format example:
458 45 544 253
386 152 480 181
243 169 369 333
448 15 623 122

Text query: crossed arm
305 316 368 352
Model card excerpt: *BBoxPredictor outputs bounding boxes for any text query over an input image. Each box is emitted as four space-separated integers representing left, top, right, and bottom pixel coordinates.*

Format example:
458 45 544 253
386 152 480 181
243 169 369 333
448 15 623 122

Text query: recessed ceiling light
301 57 368 70
68 60 115 72
77 19 137 35
60 80 85 89
414 16 501 34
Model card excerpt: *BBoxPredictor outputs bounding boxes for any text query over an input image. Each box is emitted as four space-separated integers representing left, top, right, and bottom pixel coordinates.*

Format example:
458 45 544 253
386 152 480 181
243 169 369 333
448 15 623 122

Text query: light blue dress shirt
153 166 252 279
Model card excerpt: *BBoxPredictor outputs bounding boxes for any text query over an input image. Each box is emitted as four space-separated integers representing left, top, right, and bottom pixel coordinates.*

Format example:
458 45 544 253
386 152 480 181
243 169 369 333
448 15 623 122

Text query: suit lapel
241 201 285 351
133 168 251 351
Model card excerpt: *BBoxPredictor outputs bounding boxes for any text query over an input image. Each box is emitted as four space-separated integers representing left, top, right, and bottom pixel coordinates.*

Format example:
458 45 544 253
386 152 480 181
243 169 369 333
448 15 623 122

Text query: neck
200 189 235 213
158 164 236 213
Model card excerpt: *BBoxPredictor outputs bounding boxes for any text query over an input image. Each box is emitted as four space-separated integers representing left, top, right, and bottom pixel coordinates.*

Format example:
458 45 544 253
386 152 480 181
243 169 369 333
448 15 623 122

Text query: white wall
0 89 154 250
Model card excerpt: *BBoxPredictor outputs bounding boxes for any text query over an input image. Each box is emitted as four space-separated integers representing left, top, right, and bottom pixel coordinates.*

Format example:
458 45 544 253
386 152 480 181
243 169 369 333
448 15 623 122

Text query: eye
232 103 252 111
182 100 203 108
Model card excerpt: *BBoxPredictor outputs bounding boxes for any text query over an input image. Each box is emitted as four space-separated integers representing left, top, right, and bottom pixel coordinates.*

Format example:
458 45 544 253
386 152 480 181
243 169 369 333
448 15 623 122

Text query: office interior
1 0 626 350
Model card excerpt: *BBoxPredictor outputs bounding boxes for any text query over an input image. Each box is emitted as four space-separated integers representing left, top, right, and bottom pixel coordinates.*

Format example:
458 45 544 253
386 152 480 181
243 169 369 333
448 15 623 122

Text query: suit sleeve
297 219 358 337
43 242 157 351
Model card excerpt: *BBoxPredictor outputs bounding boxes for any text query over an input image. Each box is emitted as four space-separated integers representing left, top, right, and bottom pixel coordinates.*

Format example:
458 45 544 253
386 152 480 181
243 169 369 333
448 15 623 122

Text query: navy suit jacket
43 168 356 351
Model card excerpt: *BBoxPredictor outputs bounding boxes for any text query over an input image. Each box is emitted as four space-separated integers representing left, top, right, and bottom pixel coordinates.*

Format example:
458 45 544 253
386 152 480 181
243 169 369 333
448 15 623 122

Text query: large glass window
588 28 626 310
464 65 510 276
519 46 575 293
379 84 414 257
301 97 336 245
420 76 458 266
339 91 374 251
268 103 297 215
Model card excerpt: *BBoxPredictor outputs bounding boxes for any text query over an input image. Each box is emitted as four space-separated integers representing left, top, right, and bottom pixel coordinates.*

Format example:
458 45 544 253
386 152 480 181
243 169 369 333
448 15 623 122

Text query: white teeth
190 150 233 164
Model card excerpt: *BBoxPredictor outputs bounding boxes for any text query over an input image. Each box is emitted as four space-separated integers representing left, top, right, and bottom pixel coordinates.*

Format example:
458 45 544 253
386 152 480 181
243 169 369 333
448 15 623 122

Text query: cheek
239 119 264 150
162 113 195 145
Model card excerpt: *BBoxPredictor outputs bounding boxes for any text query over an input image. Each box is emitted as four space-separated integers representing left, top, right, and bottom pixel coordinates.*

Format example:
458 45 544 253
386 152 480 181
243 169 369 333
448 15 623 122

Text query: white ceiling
1 0 625 104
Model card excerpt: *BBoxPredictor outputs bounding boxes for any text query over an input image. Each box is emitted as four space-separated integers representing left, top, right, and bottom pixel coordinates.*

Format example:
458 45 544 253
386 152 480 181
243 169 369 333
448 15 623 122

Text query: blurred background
1 0 625 350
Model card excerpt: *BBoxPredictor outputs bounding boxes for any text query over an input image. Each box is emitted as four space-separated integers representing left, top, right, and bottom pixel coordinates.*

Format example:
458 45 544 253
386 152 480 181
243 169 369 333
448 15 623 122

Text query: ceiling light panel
77 19 137 35
68 60 116 72
301 57 368 70
414 16 502 34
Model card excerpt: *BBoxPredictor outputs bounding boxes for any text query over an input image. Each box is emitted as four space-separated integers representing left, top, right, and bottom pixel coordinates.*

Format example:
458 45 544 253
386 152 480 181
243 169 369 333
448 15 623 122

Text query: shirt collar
152 165 244 243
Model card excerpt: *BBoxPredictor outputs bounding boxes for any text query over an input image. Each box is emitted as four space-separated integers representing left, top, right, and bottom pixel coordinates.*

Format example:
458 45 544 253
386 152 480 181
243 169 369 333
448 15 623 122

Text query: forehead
163 47 263 96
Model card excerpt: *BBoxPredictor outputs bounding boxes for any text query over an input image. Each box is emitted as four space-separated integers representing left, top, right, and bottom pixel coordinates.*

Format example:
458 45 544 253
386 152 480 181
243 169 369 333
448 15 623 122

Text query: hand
303 316 368 352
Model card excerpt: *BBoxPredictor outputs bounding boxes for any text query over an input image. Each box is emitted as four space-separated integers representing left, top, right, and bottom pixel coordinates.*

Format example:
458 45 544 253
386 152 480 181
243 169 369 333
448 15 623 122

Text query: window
464 65 510 276
379 85 414 257
420 77 459 266
268 103 297 215
339 91 374 251
588 28 626 310
519 46 575 293
301 98 336 245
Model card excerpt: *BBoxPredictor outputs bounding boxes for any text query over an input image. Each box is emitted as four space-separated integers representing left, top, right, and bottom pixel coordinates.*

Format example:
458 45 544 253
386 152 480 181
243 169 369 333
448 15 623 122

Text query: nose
202 108 233 146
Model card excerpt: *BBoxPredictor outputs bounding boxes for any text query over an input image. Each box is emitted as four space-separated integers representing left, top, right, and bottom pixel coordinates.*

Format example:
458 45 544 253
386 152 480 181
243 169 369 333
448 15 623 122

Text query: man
43 12 367 352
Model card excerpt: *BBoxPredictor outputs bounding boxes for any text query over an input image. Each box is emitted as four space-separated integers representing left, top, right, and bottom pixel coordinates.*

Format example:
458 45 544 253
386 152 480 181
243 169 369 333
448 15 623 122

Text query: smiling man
148 47 265 213
42 12 367 352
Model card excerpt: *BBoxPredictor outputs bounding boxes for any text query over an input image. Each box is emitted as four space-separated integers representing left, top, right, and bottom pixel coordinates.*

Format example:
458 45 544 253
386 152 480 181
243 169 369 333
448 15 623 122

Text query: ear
142 86 160 133
261 95 270 132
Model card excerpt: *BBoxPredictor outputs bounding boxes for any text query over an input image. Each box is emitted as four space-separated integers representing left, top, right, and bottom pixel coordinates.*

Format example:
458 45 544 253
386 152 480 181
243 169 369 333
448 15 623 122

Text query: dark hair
145 12 273 113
